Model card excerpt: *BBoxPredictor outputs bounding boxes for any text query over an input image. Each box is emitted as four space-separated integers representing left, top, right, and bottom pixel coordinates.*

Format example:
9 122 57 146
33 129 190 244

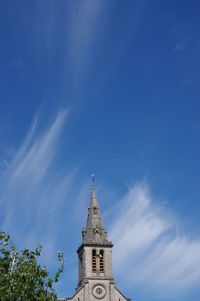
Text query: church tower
61 182 131 301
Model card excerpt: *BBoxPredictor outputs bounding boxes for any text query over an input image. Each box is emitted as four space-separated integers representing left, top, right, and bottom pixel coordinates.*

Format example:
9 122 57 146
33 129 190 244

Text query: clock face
92 284 106 299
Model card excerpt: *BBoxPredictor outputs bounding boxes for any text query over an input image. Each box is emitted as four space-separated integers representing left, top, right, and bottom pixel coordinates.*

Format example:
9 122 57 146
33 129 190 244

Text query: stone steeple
59 179 131 301
82 184 111 245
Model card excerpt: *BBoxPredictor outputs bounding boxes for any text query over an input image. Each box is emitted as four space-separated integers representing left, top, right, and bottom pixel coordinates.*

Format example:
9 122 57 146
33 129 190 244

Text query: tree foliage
0 231 64 301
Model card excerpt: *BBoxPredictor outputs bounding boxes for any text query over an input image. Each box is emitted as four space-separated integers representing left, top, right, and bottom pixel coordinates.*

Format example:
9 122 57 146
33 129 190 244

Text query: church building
59 182 131 301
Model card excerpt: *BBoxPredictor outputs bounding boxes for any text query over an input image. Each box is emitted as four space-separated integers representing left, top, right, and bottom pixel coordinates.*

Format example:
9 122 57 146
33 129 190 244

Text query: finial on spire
91 174 95 185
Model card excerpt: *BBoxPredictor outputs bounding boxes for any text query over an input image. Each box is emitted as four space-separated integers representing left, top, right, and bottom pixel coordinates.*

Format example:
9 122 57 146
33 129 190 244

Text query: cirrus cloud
109 183 200 299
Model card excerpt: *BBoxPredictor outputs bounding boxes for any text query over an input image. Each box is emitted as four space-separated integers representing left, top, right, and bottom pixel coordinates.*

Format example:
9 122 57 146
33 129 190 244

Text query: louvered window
100 250 104 272
92 249 97 272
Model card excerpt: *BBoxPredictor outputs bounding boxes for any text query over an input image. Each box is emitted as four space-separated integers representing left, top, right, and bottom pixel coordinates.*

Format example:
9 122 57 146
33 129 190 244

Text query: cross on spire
91 174 95 185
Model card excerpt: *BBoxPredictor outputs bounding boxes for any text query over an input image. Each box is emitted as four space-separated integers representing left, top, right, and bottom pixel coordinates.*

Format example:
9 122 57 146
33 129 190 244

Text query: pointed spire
81 177 112 245
90 183 99 208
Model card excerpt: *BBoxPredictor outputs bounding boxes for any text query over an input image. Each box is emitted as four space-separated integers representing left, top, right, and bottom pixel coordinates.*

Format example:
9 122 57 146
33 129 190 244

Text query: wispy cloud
0 110 75 257
65 0 107 86
109 183 200 298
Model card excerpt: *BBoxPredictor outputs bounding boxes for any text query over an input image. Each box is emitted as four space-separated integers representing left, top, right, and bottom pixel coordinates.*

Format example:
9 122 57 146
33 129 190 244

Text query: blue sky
0 0 200 300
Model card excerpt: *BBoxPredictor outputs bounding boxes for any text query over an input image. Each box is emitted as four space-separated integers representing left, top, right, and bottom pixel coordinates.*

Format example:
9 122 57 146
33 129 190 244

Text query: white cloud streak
64 0 107 86
0 110 75 258
109 183 200 298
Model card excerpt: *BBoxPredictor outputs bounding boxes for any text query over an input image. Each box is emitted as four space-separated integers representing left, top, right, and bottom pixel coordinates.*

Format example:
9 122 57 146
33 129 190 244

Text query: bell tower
77 183 114 291
60 180 131 301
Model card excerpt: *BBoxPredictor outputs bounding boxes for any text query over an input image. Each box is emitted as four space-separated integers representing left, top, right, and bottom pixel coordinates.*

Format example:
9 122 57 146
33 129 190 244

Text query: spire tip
91 174 95 186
